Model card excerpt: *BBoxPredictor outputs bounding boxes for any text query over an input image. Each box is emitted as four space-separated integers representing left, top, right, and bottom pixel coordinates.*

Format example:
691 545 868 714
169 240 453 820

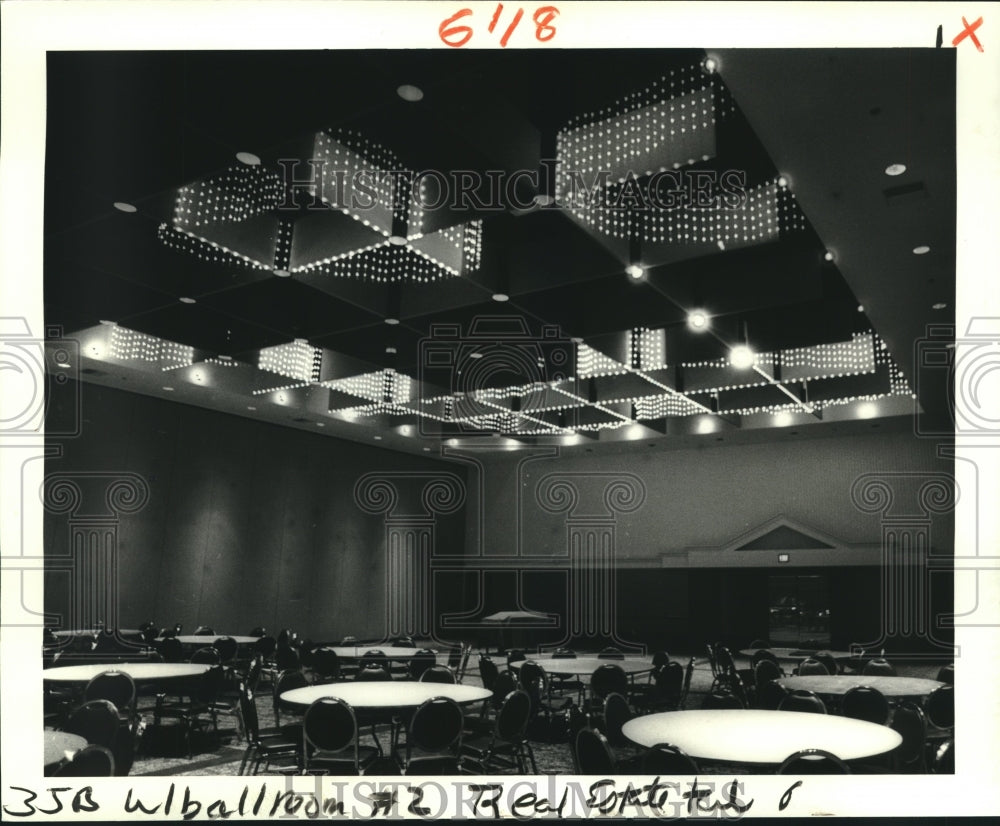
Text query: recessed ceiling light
385 346 397 354
777 175 789 188
113 201 137 213
702 57 718 74
492 293 509 302
247 405 256 410
373 435 383 440
625 264 645 280
857 304 865 313
932 302 947 310
400 425 412 436
912 245 931 255
469 352 483 359
162 386 174 392
384 317 400 325
885 163 907 176
857 401 878 419
397 84 424 102
315 422 325 427
388 235 407 246
273 269 291 278
422 446 431 452
236 151 261 166
729 345 756 369
773 411 794 427
823 250 835 262
179 296 196 304
687 310 710 331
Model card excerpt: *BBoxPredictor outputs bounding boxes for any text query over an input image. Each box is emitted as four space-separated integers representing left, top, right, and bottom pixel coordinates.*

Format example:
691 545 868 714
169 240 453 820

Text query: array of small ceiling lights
85 320 914 443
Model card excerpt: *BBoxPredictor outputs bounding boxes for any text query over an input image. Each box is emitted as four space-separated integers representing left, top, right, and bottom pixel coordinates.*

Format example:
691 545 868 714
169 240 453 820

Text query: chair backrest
925 684 954 729
641 742 699 774
935 663 954 685
339 635 357 646
237 681 261 742
754 658 782 689
212 636 238 664
841 685 890 725
83 670 136 718
191 665 226 703
862 657 896 677
890 702 927 767
157 637 183 663
358 649 388 670
277 628 297 648
777 748 851 774
931 739 954 774
391 635 416 648
590 663 629 700
190 646 221 665
355 663 391 682
657 661 685 703
751 649 780 670
420 665 457 684
254 635 277 659
407 649 438 680
311 648 342 681
702 690 745 710
249 626 267 638
650 650 670 669
705 644 719 679
193 625 215 636
749 639 770 649
552 648 577 660
575 728 616 774
491 671 518 711
812 651 839 676
679 657 696 709
140 625 159 645
303 697 359 755
797 658 830 676
52 744 116 777
275 644 302 671
446 645 463 670
714 645 737 676
757 680 788 711
506 649 526 667
479 655 499 692
495 689 532 742
602 692 632 746
457 644 473 683
598 646 625 660
64 699 120 749
779 689 827 714
407 696 463 754
273 669 309 714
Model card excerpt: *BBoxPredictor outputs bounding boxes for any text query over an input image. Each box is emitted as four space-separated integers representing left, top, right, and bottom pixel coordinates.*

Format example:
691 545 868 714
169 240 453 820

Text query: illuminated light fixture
247 405 256 410
236 151 261 166
824 250 835 262
773 410 794 427
385 346 397 354
729 344 756 369
857 304 865 313
625 264 645 280
702 57 718 73
113 201 137 213
55 355 72 368
422 446 431 451
857 401 878 419
532 193 555 207
696 417 717 435
399 425 412 436
913 245 931 255
492 292 510 302
777 175 789 188
373 435 383 440
315 422 325 427
778 553 790 563
885 163 907 176
273 269 291 278
162 386 174 392
388 234 407 246
469 351 483 359
626 423 645 440
446 438 459 446
178 296 196 304
340 409 357 420
932 302 947 310
396 84 424 102
717 240 726 251
687 310 710 331
384 317 400 325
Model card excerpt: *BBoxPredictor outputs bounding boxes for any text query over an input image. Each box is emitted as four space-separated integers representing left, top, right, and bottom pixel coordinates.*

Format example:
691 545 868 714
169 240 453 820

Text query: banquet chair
84 670 137 728
467 669 518 732
51 744 116 777
249 626 267 638
812 651 840 676
841 685 890 726
631 661 683 712
478 655 499 693
152 665 226 758
157 637 184 664
399 696 464 775
273 669 309 729
924 684 954 746
778 689 827 715
796 658 830 676
62 699 130 773
212 636 238 665
274 644 301 672
930 739 954 774
420 665 457 684
749 639 770 649
713 646 750 705
935 663 954 685
193 626 215 636
588 663 629 711
750 648 781 671
461 688 537 774
310 648 342 684
355 663 391 682
574 727 617 774
358 650 389 672
844 643 873 674
600 692 633 748
598 646 625 660
237 680 301 776
390 635 416 648
302 698 379 776
190 646 221 665
519 661 575 723
890 702 927 772
641 742 699 774
456 643 473 684
506 649 527 668
777 749 851 774
862 658 896 677
757 680 788 711
546 648 585 702
407 649 438 681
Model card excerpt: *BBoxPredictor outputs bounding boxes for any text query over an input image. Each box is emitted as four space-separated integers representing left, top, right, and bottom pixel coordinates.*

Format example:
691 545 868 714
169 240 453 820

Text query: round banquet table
280 681 491 710
44 730 87 770
52 628 140 638
515 657 654 678
778 675 945 699
42 662 211 684
321 646 438 661
738 647 854 662
622 709 902 765
159 635 261 646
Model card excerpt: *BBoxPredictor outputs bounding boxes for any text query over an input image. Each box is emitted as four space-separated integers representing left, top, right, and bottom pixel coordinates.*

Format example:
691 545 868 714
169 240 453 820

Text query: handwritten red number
439 8 474 48
533 6 559 41
488 3 504 33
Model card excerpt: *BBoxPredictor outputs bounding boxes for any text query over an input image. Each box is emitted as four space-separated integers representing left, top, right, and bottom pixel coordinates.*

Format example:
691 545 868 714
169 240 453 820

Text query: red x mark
952 15 984 51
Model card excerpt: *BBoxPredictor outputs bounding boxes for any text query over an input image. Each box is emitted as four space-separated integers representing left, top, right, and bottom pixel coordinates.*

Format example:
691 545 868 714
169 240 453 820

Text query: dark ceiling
43 48 955 453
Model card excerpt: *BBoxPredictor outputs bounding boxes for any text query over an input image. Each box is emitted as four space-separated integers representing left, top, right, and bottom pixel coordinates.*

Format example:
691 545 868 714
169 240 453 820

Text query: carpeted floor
125 651 946 777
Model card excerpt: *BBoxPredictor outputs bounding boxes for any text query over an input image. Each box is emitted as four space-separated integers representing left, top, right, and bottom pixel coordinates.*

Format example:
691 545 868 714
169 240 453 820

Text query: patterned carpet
124 652 946 777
